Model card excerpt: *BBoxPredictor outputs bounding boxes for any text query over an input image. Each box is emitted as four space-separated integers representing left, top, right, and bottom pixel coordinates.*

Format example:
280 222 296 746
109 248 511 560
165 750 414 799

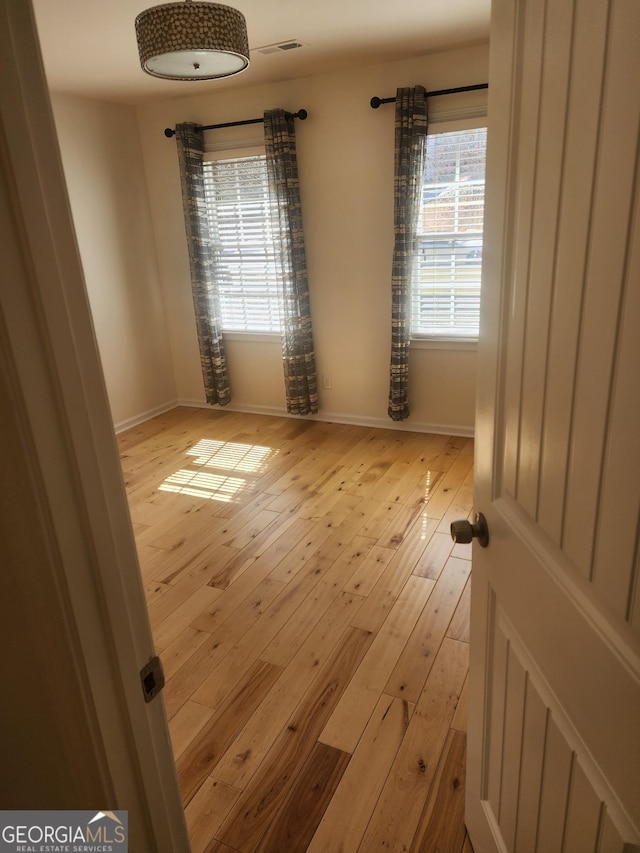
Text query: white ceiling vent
255 40 306 56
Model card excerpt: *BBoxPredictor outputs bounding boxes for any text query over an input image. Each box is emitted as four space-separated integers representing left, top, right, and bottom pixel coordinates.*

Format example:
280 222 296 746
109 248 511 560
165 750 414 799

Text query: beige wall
138 43 488 435
51 45 487 435
52 94 177 430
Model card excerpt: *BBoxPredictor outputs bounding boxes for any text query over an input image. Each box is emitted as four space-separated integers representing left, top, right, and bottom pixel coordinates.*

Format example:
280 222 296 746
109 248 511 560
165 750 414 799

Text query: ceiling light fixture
135 0 250 81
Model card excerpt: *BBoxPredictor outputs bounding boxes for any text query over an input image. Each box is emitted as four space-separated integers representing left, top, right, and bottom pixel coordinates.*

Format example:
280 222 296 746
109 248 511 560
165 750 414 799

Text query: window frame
410 115 488 347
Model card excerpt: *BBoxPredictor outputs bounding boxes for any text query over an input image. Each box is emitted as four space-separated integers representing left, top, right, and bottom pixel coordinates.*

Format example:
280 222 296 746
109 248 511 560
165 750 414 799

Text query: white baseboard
177 398 475 438
310 410 475 438
113 399 179 434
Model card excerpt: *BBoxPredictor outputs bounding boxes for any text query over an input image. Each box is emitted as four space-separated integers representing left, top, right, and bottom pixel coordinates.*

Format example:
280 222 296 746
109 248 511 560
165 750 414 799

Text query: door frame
0 3 189 848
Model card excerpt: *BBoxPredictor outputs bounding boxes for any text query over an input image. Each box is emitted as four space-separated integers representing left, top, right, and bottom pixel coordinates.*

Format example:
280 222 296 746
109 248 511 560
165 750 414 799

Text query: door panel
537 0 609 547
478 584 639 851
467 0 640 850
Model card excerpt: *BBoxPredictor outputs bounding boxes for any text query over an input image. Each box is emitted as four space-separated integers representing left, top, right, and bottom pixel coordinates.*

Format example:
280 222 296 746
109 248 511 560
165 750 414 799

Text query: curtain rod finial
164 127 175 138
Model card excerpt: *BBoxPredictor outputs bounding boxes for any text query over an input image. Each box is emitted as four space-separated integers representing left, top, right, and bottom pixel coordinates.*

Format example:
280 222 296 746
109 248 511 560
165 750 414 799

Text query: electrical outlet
322 373 332 390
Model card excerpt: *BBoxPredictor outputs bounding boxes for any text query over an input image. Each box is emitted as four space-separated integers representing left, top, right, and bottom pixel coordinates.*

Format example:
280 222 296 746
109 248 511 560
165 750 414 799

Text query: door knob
450 512 489 548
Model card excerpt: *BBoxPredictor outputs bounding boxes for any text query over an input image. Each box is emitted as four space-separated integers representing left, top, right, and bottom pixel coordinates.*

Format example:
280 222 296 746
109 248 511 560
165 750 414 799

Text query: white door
466 0 640 850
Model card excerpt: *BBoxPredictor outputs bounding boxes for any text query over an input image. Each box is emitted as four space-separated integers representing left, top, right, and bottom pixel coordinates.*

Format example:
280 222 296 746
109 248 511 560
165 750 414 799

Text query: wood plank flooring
118 407 475 853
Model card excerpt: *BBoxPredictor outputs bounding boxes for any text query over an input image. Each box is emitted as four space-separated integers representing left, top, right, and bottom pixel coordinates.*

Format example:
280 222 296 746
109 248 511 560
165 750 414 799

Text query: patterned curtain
264 109 318 416
388 87 428 421
175 122 231 406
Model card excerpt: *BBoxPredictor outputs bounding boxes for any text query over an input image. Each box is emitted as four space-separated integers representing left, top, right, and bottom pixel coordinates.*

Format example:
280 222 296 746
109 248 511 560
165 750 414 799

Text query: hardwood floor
118 406 475 853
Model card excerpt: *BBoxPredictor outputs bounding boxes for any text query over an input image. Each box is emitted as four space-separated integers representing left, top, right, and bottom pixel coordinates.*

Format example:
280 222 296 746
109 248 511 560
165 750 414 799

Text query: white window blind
411 126 487 339
203 155 281 333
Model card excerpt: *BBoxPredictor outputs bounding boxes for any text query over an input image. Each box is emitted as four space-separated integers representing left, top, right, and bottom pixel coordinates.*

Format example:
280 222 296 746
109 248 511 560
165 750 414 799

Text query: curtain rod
370 83 488 109
164 108 308 138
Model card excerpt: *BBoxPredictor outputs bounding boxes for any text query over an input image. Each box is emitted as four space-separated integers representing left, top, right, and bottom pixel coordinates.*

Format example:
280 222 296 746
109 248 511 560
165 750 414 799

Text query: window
203 154 281 334
411 126 487 340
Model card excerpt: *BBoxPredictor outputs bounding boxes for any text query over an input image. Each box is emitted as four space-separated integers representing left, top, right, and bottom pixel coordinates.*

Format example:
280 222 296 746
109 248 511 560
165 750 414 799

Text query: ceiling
31 0 490 105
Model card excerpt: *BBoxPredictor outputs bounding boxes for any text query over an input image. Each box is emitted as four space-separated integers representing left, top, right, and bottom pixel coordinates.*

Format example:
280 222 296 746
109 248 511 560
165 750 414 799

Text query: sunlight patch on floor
160 438 278 502
420 470 435 538
187 438 274 473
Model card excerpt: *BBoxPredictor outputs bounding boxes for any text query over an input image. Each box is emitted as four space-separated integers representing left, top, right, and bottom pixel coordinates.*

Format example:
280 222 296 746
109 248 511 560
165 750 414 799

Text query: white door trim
0 3 189 848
